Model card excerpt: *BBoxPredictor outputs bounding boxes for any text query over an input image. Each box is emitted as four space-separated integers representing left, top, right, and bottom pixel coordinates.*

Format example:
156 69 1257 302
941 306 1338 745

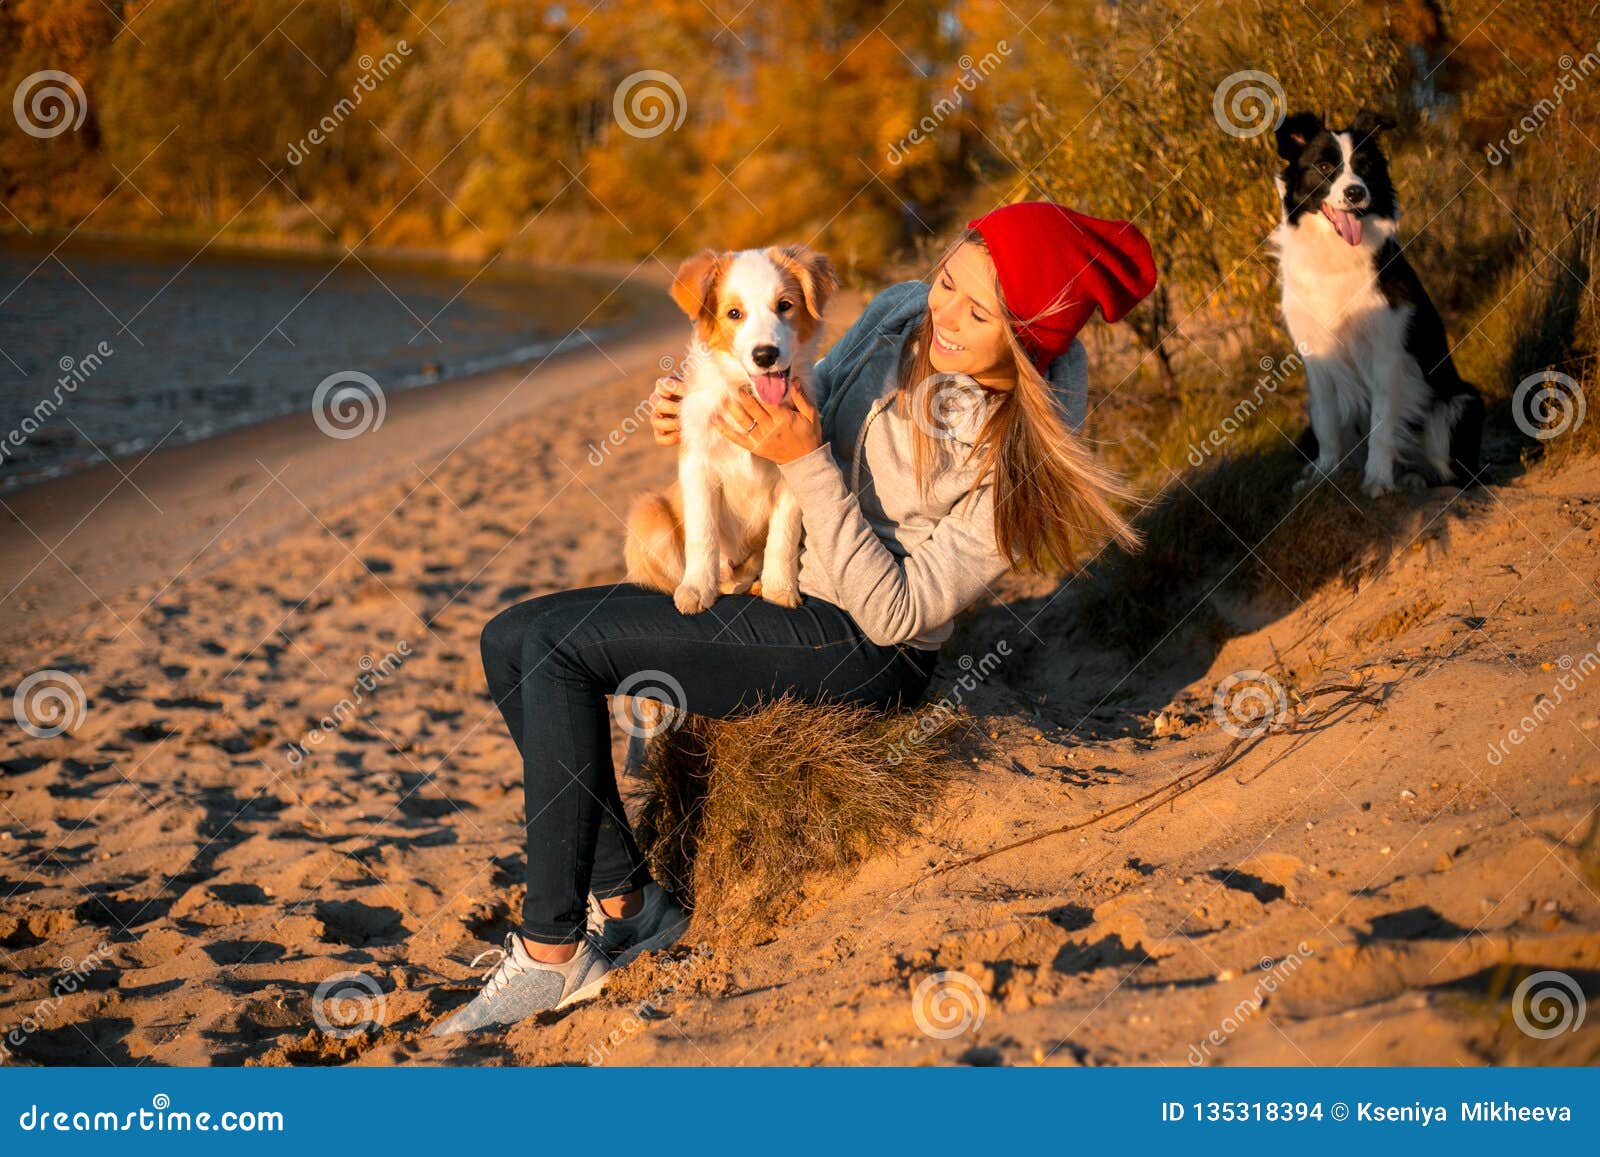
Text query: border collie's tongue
751 369 789 406
1321 202 1363 246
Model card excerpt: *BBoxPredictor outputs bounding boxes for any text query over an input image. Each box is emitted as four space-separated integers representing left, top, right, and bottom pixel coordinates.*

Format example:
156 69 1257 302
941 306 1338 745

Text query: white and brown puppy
626 245 836 614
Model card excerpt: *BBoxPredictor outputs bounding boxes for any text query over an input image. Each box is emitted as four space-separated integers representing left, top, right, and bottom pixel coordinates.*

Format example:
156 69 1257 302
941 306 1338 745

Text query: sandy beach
2 275 1598 1067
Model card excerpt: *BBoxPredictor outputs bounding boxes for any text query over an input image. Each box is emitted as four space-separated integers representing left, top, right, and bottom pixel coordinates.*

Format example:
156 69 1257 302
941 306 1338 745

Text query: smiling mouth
748 367 790 405
933 327 966 354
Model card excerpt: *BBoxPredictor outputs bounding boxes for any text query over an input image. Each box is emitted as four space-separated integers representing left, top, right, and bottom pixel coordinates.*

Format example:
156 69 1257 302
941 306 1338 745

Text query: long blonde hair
896 228 1141 571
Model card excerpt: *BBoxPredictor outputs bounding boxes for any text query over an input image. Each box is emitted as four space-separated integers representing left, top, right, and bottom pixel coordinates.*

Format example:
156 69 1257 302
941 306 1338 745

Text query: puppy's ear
769 245 838 321
1275 111 1323 161
1351 107 1397 140
670 248 723 322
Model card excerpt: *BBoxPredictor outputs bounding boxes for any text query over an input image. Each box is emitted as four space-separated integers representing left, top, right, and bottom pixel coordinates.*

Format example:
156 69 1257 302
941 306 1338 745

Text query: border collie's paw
1362 476 1395 499
761 585 801 609
1397 470 1428 492
1292 464 1326 495
673 581 717 615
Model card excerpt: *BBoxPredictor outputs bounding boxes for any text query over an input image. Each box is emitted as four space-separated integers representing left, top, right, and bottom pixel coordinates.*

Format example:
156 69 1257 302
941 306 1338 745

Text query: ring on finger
744 418 757 433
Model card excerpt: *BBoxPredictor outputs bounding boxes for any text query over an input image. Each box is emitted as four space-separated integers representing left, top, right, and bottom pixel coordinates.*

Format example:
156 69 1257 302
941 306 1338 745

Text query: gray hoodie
777 280 1089 650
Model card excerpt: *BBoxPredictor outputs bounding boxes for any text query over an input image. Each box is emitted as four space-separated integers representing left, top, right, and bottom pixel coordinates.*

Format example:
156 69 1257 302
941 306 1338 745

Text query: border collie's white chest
1270 218 1393 360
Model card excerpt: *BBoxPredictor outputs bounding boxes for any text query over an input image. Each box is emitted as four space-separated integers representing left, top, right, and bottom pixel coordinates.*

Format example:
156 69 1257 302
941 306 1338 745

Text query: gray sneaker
431 932 611 1036
587 882 690 967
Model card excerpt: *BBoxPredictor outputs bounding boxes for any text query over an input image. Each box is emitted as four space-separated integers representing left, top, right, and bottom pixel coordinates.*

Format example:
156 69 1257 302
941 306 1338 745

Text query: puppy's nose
751 344 779 369
1344 185 1369 206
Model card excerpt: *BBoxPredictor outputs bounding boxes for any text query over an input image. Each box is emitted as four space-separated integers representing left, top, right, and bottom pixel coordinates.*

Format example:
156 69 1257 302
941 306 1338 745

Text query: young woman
434 201 1156 1035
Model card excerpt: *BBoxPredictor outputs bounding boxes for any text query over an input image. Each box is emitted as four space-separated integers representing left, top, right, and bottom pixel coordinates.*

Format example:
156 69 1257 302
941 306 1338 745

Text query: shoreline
0 235 673 494
0 261 682 649
0 321 640 499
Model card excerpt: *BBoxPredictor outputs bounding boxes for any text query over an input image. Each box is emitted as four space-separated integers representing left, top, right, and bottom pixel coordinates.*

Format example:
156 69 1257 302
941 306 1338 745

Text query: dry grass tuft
634 695 961 942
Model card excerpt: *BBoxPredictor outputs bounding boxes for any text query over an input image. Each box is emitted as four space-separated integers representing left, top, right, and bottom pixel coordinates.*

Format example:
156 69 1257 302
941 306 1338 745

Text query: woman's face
926 242 1013 388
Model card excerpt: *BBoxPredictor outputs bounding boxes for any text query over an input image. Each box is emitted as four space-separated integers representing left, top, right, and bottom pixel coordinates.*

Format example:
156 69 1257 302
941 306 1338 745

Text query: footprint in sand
202 939 288 965
75 892 173 930
121 721 180 743
314 899 407 947
152 695 223 711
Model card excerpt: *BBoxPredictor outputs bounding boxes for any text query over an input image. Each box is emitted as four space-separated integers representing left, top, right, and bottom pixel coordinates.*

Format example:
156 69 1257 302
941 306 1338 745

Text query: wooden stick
903 680 1385 888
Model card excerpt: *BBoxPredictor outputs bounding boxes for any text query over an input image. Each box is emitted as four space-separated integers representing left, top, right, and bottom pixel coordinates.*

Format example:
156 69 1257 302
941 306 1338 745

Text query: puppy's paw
761 585 802 609
673 582 717 615
1362 476 1395 499
1397 470 1428 492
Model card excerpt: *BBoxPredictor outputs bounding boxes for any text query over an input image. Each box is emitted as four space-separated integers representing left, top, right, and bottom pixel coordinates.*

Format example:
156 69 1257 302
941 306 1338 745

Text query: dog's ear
669 248 723 322
768 245 838 321
1275 111 1323 160
1351 107 1397 140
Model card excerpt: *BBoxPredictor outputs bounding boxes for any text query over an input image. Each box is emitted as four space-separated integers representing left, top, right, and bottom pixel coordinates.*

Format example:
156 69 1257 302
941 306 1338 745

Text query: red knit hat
966 201 1158 373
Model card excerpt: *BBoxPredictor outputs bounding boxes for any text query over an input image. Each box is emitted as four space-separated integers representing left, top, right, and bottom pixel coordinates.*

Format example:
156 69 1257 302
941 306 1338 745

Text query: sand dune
2 282 1597 1066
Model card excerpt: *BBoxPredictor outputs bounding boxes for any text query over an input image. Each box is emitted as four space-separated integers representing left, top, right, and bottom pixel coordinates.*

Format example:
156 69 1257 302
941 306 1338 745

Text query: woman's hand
649 375 683 447
712 383 823 465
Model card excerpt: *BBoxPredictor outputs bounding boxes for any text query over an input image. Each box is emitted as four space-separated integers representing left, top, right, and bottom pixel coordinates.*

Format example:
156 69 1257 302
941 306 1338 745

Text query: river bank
0 257 683 648
0 233 666 492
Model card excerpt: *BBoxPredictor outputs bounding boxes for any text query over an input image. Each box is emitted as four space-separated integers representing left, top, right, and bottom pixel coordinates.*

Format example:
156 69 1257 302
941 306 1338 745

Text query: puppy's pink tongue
752 371 788 405
1321 203 1363 246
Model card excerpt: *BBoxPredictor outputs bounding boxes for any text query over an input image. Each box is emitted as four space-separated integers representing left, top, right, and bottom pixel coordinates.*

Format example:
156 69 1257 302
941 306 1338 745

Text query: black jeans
478 583 940 944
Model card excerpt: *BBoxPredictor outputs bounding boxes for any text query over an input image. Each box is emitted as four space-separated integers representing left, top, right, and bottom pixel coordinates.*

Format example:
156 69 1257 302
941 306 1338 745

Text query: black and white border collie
1271 107 1483 496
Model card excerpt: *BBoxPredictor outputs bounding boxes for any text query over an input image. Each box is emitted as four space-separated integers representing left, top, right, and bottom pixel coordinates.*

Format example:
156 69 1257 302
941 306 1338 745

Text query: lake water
0 237 647 490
